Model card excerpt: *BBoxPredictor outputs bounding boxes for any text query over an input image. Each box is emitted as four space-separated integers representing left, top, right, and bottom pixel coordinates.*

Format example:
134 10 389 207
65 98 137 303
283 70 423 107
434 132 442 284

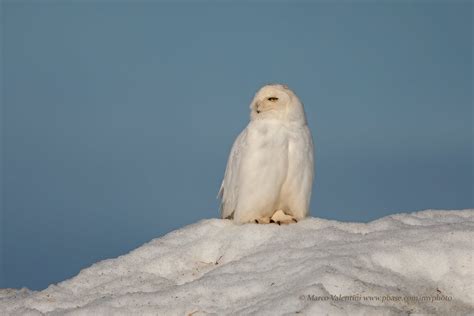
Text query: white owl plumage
219 84 314 224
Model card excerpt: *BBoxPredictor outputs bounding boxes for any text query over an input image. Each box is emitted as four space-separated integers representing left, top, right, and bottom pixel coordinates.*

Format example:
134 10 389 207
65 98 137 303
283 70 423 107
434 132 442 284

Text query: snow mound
1 209 473 315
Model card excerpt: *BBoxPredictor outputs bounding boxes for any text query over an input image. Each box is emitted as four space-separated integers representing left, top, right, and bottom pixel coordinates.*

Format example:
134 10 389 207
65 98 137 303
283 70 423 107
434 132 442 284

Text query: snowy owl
218 84 314 225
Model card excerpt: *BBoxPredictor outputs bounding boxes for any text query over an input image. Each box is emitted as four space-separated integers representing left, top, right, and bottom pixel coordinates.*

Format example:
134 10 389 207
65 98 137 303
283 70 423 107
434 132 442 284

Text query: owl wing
218 127 248 219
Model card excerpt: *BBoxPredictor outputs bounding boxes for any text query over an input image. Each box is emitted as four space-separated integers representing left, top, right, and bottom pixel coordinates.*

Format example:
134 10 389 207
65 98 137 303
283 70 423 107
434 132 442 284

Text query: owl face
250 84 306 123
253 85 291 114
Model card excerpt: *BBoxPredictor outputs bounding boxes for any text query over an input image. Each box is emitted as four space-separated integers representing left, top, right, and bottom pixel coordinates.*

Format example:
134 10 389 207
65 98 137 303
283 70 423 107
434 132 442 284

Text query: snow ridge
1 209 473 315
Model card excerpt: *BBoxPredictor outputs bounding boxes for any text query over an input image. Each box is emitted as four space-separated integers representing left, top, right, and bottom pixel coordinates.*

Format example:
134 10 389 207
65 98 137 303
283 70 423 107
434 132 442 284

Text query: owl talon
254 217 271 224
271 210 298 225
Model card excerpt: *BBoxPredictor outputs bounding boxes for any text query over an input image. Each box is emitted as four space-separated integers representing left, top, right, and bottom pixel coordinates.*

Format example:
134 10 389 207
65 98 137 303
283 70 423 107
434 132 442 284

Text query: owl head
250 84 306 124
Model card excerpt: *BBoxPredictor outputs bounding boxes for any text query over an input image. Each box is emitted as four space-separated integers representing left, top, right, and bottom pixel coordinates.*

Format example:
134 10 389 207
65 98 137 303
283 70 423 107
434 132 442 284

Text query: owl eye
267 97 278 101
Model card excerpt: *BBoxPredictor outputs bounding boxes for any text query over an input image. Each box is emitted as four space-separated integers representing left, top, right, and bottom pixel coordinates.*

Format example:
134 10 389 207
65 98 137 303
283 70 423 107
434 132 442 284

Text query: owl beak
255 101 261 113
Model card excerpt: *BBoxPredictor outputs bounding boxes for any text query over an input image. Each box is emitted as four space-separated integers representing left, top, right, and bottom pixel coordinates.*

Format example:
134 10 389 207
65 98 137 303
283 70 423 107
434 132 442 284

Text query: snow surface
1 209 473 315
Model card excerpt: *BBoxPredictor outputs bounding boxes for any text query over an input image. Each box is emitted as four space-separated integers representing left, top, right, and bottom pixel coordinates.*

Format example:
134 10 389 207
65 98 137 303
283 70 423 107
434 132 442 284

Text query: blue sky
1 1 472 290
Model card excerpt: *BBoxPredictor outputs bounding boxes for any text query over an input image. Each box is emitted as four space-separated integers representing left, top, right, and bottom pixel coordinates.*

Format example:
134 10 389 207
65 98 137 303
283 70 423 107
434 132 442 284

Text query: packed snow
1 209 473 315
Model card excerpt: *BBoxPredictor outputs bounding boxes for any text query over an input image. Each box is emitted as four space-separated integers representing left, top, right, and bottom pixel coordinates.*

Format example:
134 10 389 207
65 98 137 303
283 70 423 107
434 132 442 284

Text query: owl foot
270 210 298 225
254 217 271 224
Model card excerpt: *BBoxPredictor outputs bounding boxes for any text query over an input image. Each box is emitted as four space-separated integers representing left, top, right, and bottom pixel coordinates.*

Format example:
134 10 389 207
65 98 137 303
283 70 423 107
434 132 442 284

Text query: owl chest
248 125 290 152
